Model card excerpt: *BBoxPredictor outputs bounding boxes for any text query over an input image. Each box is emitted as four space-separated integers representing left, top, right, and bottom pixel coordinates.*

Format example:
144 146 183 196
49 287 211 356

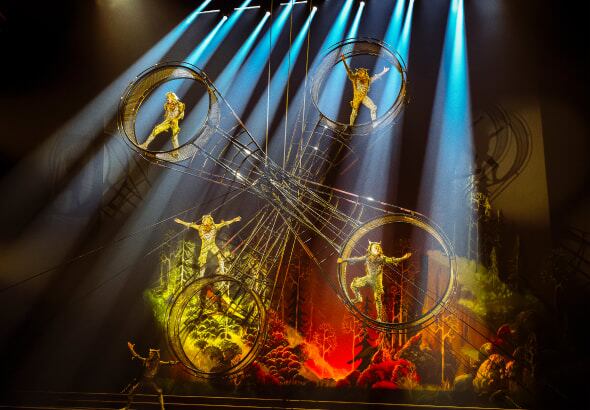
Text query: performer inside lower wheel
338 241 411 321
175 214 241 276
139 91 185 156
341 54 390 126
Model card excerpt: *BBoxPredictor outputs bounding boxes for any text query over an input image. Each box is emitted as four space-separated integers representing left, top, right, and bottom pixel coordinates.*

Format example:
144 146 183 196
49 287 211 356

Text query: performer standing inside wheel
341 54 390 126
121 342 179 410
338 241 411 321
175 214 241 276
139 91 185 156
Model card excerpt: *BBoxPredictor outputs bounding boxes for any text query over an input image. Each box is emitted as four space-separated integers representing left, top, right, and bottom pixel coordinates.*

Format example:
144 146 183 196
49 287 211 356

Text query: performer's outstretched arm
127 342 146 362
384 252 412 265
341 54 354 79
337 256 366 265
174 218 199 230
371 66 391 82
216 216 242 229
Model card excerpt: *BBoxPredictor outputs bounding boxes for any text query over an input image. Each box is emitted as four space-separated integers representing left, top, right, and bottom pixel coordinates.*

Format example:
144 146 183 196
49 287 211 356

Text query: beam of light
377 0 414 117
0 2 210 322
397 0 415 62
272 0 354 152
185 14 229 66
321 0 355 52
0 1 210 235
353 0 415 200
347 0 365 39
384 0 406 49
245 7 318 141
187 0 253 67
224 1 296 120
419 0 472 251
182 12 271 139
318 1 365 121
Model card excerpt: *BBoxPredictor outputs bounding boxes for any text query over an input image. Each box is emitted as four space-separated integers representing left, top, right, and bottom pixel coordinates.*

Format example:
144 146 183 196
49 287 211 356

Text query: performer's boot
375 297 384 321
139 133 155 149
158 393 165 410
121 382 139 410
350 287 363 304
171 132 180 158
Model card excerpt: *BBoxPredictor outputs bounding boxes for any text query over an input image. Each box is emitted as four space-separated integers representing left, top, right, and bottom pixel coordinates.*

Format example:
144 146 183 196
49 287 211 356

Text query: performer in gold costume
341 55 390 126
139 91 185 155
338 241 411 321
174 214 241 276
122 342 178 410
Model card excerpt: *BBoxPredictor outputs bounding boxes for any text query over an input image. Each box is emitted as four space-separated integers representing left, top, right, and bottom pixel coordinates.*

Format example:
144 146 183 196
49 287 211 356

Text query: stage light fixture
234 5 261 10
280 1 308 5
197 9 220 15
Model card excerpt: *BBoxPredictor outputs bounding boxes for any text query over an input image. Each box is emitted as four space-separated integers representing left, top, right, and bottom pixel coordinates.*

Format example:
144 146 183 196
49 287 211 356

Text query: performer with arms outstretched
121 342 179 410
139 91 185 156
175 214 241 276
338 241 411 321
341 54 390 126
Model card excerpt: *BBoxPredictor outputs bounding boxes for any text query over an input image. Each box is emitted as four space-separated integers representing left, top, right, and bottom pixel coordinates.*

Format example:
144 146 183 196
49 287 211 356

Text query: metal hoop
337 213 457 332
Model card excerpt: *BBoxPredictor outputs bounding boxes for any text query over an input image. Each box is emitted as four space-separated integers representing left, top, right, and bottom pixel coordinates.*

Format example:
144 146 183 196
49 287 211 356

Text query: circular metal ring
166 274 267 378
118 62 220 162
337 213 456 332
311 38 407 135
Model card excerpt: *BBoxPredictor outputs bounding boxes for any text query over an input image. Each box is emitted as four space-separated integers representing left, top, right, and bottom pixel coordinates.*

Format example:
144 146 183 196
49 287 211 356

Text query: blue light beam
245 7 318 141
185 14 229 66
187 0 253 67
272 0 355 153
353 0 415 200
0 1 211 222
384 0 406 50
377 0 413 117
224 1 296 119
182 12 271 140
419 0 472 248
318 1 365 122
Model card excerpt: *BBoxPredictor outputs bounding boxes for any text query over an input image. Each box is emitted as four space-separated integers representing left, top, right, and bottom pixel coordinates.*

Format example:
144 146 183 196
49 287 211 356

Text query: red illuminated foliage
248 310 307 385
352 358 419 389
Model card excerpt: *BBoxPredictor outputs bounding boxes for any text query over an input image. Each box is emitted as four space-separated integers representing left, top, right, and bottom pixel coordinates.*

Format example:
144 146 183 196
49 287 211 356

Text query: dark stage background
0 0 588 406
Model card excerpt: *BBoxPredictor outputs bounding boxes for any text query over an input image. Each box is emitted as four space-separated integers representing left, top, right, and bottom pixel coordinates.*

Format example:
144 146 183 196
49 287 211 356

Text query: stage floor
1 390 523 410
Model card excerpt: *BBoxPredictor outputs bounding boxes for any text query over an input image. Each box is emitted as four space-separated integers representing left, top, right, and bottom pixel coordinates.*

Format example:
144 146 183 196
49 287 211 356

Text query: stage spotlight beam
182 12 271 139
0 1 211 231
186 14 229 65
245 7 318 141
318 1 364 121
378 0 414 113
186 0 252 67
271 0 354 150
224 1 296 120
353 0 416 200
384 0 406 49
419 0 472 249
